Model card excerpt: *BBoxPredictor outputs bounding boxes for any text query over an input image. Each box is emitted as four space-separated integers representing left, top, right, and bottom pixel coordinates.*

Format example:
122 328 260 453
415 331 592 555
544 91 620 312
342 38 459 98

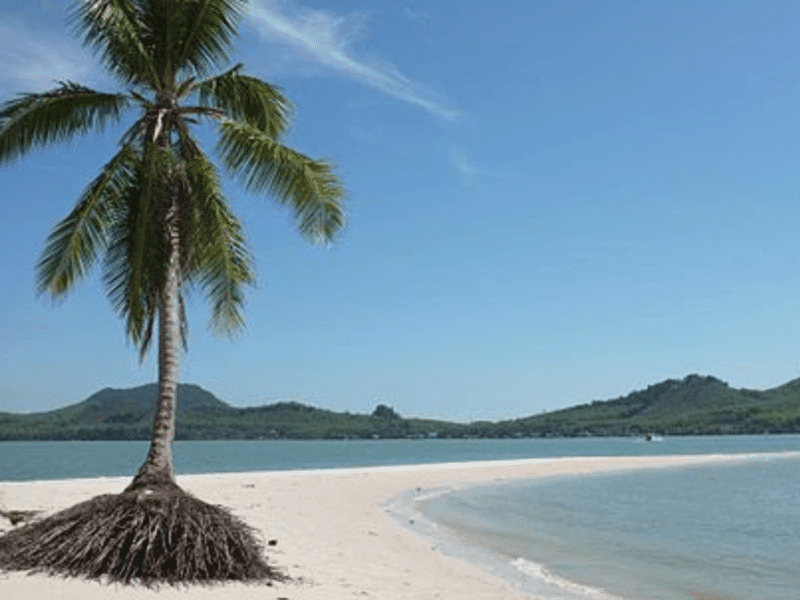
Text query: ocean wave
511 557 625 600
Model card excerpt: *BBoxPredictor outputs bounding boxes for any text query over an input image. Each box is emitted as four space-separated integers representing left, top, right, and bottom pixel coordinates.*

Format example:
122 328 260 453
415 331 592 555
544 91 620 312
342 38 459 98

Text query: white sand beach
0 453 757 599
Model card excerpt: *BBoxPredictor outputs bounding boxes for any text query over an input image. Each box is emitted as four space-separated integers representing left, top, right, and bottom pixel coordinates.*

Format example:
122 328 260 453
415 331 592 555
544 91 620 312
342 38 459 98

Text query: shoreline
0 452 781 599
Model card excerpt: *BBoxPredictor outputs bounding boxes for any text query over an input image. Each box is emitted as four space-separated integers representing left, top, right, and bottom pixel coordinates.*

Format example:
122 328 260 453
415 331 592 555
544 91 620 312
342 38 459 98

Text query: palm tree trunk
127 197 182 494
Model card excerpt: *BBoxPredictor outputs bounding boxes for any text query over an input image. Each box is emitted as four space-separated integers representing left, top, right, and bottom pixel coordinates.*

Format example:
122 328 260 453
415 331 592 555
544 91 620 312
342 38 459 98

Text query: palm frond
183 150 254 335
119 115 148 148
36 144 138 298
0 82 129 164
103 143 175 355
176 76 197 99
138 294 158 362
102 200 156 356
217 120 345 243
67 0 159 89
172 0 248 78
174 115 202 160
136 289 187 361
194 64 291 138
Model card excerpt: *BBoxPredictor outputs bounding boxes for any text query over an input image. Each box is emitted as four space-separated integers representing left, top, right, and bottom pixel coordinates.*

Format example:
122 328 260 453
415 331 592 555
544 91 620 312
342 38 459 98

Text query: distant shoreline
4 374 800 441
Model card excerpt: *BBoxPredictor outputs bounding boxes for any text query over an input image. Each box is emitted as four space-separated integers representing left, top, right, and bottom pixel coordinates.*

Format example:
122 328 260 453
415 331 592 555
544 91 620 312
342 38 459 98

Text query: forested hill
501 374 800 437
1 374 799 441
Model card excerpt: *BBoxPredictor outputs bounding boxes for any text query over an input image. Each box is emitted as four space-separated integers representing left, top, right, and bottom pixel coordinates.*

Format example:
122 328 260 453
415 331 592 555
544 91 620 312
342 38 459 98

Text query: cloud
450 147 507 185
0 2 457 121
450 147 480 185
246 0 458 121
0 18 98 93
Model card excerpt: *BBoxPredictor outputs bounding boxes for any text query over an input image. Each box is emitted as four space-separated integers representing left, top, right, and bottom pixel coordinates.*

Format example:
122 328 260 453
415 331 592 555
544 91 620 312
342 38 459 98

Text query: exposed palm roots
0 489 285 586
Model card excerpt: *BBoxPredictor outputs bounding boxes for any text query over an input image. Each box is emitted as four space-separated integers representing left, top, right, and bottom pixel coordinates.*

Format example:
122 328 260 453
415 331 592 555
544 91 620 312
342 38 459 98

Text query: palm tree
0 0 344 585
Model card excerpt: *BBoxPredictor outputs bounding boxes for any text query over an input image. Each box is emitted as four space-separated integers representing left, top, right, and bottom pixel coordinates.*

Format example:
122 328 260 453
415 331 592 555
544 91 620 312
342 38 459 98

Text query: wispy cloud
450 147 507 185
0 18 98 93
246 0 458 121
451 147 479 184
0 2 457 121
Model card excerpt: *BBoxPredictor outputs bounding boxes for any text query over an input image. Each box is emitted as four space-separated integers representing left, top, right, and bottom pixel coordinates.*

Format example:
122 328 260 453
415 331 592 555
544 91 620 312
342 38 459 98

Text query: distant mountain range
1 374 799 441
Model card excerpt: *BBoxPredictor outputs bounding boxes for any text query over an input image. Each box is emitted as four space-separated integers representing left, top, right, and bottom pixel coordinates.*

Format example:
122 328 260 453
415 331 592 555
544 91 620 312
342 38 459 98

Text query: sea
2 435 799 600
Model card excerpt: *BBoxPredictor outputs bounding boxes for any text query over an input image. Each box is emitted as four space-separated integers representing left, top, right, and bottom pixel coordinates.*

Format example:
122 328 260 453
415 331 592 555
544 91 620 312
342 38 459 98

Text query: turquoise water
2 436 799 599
2 435 799 481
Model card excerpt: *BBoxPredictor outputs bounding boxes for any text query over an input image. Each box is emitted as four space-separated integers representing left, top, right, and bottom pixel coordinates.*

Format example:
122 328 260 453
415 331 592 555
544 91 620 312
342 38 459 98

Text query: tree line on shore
3 374 800 442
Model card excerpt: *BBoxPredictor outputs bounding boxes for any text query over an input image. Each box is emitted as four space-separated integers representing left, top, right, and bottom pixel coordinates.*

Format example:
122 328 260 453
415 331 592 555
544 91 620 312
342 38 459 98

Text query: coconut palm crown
0 0 343 584
0 0 343 490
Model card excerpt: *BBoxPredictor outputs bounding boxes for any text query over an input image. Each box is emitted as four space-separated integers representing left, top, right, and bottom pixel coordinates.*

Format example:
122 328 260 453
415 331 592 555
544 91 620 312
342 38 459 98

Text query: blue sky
3 0 800 420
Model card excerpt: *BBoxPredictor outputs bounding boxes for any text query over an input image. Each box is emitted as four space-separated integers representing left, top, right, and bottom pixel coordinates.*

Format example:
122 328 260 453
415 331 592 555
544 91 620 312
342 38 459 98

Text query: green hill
0 384 231 440
493 374 800 437
0 385 452 441
54 383 228 423
1 374 799 440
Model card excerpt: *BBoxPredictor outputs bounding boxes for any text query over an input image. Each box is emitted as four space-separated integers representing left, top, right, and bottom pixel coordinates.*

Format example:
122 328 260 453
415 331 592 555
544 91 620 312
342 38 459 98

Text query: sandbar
0 453 761 599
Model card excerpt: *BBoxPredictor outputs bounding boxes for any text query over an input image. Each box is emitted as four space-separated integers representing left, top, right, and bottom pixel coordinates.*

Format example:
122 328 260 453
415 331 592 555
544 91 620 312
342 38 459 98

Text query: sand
0 453 758 599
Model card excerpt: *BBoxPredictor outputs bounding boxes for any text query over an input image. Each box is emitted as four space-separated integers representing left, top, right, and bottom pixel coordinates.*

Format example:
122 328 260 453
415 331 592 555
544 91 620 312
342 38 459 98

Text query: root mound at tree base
0 489 286 586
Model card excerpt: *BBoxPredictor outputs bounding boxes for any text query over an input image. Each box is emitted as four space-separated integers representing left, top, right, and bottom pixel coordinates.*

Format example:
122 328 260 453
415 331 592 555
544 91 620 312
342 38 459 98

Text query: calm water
2 436 799 599
2 435 799 481
420 450 800 600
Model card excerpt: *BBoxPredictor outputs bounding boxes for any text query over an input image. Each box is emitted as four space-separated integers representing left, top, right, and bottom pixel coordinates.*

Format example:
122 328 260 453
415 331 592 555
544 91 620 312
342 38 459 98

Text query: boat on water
644 433 664 442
